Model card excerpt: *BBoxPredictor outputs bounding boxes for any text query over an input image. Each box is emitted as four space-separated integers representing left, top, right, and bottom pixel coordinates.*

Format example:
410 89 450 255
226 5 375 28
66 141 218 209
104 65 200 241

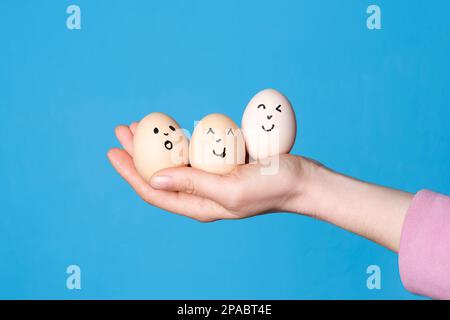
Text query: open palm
108 123 315 222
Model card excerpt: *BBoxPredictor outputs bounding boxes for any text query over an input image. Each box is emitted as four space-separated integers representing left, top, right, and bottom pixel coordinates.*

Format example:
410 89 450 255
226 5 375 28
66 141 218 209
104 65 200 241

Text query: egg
190 113 246 175
242 89 297 160
133 112 189 181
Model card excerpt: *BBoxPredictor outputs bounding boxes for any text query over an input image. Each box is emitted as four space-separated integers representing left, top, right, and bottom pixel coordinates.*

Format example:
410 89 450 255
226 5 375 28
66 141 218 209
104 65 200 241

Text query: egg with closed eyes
242 89 297 160
190 113 246 175
133 112 189 181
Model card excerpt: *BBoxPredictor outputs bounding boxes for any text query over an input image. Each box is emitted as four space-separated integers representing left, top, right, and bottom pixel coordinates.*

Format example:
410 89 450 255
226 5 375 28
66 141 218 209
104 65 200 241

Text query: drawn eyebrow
207 128 215 134
276 104 282 112
169 125 176 131
257 104 266 109
153 127 159 134
226 128 234 136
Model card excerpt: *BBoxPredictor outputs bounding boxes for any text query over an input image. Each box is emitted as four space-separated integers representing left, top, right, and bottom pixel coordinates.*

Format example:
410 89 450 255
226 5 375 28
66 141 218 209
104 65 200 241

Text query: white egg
242 89 297 160
190 113 246 175
133 112 189 181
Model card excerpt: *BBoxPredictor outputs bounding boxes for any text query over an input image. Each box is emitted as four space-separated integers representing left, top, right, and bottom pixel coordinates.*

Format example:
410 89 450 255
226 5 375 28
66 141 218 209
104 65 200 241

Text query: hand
107 123 320 222
108 122 412 251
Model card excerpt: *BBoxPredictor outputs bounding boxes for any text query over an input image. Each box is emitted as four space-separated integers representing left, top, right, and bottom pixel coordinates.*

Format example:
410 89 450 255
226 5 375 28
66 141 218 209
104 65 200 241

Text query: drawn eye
169 125 176 131
153 127 159 134
207 128 215 135
227 128 234 136
276 105 282 113
257 104 266 109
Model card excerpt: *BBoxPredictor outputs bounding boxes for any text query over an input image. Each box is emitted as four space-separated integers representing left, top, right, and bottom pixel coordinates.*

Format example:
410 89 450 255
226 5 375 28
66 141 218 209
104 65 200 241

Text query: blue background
1 0 449 299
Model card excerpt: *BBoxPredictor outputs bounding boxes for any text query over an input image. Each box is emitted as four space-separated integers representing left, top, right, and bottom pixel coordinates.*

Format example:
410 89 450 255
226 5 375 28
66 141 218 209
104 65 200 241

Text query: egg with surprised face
190 113 246 175
133 112 189 181
242 89 297 160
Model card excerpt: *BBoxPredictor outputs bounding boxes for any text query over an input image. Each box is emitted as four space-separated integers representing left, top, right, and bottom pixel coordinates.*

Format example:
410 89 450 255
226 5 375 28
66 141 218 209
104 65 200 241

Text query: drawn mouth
164 140 173 150
262 124 275 132
213 147 226 158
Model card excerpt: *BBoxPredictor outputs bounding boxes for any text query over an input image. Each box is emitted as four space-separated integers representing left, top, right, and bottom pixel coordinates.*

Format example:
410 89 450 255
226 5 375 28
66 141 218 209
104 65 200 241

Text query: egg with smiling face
133 112 189 181
190 113 246 175
242 89 297 160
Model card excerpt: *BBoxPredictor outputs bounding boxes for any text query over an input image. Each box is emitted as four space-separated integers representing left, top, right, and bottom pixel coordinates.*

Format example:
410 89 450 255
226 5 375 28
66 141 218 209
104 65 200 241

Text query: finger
150 166 238 205
107 148 228 221
115 125 134 156
108 147 151 196
130 122 138 135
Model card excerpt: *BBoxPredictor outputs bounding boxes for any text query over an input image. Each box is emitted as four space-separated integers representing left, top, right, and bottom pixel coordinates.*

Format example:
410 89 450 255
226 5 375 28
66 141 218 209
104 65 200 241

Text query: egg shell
133 112 189 181
242 89 297 160
190 113 246 175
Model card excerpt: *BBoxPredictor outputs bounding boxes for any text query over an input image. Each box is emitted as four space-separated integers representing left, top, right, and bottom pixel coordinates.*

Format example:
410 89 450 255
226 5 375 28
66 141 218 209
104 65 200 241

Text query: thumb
150 167 234 203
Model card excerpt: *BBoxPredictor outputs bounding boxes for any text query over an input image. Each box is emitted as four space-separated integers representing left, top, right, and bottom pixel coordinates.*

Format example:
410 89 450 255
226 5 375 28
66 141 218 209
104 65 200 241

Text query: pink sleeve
399 190 450 300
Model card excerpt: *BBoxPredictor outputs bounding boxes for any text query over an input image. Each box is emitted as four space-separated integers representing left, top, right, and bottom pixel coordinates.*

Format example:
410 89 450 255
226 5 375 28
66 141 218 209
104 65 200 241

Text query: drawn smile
213 147 226 158
262 124 275 132
164 140 173 150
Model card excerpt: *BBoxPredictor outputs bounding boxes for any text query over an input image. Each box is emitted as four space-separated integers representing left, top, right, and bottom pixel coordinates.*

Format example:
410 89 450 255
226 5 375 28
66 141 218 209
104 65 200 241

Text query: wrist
280 156 330 216
292 158 335 218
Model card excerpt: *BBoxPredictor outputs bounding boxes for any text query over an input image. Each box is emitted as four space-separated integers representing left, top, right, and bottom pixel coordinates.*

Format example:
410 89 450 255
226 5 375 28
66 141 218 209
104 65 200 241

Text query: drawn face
152 124 178 150
205 126 237 159
133 112 189 181
257 103 283 132
190 114 246 175
242 89 297 160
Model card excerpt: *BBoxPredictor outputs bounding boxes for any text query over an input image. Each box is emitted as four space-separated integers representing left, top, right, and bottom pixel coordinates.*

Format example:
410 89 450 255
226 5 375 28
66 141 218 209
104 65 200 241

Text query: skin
109 123 413 252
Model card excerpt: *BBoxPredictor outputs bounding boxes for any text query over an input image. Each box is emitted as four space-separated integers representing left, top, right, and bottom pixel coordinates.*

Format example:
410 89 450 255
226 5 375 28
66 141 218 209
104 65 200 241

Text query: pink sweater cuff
399 190 450 299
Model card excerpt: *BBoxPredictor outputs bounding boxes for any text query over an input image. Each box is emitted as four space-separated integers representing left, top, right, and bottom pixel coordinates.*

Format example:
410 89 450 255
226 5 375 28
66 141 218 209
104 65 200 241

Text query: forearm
297 162 413 252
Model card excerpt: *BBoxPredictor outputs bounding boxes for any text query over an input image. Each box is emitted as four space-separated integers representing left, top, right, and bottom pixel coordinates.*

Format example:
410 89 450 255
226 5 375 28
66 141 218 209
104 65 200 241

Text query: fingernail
150 175 173 190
